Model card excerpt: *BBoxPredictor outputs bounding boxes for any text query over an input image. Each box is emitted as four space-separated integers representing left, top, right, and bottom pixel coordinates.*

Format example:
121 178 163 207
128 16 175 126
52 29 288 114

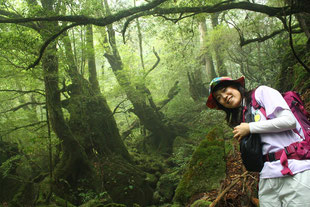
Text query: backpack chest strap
263 142 299 162
251 90 267 118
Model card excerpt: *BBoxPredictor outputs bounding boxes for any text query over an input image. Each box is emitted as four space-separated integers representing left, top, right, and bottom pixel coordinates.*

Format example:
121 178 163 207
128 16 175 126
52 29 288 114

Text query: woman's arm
249 109 296 133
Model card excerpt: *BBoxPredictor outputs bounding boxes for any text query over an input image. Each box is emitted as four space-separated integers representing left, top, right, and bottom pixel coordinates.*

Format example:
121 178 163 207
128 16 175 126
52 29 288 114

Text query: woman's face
213 85 242 109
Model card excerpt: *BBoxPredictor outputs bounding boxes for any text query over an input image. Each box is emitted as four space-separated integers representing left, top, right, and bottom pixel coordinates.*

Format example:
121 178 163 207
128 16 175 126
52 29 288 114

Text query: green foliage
0 155 21 178
274 32 310 93
153 171 181 204
205 24 232 58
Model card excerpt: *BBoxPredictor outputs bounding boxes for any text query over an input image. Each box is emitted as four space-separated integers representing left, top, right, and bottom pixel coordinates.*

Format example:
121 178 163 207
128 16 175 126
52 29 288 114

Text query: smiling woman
213 85 242 109
206 76 310 207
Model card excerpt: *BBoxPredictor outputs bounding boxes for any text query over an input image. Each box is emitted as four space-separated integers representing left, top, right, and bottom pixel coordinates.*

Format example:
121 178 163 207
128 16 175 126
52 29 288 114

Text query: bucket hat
206 76 245 109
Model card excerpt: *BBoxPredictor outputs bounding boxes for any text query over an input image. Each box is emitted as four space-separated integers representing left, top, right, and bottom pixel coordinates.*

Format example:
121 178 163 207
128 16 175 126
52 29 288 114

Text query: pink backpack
251 90 310 175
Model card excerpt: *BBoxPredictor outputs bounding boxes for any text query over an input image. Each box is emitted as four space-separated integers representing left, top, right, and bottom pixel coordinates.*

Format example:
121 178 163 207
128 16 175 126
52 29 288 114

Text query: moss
51 194 76 207
153 170 181 204
101 156 153 206
190 199 211 207
173 127 226 205
103 203 127 207
170 203 183 207
9 183 37 207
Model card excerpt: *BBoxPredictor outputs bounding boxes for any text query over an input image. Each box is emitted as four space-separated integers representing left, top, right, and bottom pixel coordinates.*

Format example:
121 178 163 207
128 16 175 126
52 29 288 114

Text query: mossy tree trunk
102 0 185 155
41 25 95 202
61 26 131 161
9 0 145 205
53 22 152 205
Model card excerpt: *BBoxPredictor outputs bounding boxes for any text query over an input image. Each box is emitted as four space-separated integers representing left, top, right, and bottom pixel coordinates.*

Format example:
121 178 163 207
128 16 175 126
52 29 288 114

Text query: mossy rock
173 127 226 205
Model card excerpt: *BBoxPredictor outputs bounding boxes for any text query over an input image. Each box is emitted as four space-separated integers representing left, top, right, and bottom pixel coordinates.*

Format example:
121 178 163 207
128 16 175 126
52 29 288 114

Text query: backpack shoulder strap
251 88 268 118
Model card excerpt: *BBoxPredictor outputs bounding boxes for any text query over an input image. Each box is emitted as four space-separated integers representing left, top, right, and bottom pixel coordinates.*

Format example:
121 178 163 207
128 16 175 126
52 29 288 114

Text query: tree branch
0 54 28 69
144 47 160 78
0 0 168 69
240 24 302 46
27 23 81 69
111 99 127 116
0 89 45 96
1 1 302 39
155 13 196 23
121 1 300 37
158 81 180 110
0 9 38 30
0 102 45 114
0 0 168 26
1 1 307 71
0 121 47 136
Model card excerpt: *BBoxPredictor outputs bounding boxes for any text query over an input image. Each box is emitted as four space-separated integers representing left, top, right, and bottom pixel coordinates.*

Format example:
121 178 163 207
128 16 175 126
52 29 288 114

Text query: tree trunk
41 27 95 203
61 26 131 161
188 18 216 101
211 13 228 76
199 18 217 82
102 0 184 155
60 23 154 206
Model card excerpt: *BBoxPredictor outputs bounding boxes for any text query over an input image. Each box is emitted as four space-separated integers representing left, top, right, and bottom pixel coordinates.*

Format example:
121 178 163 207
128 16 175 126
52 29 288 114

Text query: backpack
239 99 264 172
251 90 310 175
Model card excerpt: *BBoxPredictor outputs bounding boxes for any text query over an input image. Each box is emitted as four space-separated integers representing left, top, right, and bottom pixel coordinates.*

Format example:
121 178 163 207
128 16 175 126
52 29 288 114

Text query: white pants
259 170 310 207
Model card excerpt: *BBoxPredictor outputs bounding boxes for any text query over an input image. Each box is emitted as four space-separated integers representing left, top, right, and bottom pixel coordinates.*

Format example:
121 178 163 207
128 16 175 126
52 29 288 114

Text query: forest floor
188 144 259 207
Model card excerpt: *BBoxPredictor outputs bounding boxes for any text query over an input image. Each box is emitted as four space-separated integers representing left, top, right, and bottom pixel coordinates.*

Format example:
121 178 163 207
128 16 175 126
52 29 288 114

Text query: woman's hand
233 123 250 142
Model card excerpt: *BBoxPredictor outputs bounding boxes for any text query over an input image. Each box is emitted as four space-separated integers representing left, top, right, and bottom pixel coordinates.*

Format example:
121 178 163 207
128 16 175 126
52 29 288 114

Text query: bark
38 3 92 198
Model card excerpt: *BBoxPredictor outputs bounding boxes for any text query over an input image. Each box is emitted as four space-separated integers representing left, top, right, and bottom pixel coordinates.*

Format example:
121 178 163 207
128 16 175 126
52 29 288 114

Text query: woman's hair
213 82 252 127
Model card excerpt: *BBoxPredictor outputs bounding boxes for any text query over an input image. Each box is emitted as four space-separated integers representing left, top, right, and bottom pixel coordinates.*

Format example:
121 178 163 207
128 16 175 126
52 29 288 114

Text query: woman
206 76 310 207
